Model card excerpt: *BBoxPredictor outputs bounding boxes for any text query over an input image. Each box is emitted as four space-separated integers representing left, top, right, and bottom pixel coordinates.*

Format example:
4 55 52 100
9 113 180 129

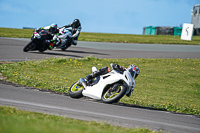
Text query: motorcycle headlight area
34 34 41 39
36 35 41 39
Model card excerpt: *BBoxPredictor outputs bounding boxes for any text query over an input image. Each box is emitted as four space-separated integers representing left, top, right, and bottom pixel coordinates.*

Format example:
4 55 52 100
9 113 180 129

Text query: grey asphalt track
0 81 200 133
0 37 200 133
0 37 200 62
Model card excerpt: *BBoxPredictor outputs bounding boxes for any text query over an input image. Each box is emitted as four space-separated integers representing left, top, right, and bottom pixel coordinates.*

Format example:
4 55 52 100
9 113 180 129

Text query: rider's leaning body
85 63 140 82
35 19 81 49
78 63 140 97
62 19 82 45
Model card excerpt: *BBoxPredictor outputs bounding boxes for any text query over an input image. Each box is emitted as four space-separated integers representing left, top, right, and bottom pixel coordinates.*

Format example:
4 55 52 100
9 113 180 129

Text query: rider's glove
53 35 58 40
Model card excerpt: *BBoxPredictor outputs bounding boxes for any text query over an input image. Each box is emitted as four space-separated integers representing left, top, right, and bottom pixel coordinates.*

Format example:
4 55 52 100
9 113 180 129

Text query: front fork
79 78 87 89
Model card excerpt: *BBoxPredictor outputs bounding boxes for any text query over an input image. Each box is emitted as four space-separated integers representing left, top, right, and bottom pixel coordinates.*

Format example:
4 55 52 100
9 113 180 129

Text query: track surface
0 37 200 133
0 37 200 61
1 82 200 133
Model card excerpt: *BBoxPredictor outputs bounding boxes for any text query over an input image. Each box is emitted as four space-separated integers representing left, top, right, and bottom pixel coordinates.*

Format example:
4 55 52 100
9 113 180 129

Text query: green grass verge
0 106 153 133
0 27 200 45
0 57 199 115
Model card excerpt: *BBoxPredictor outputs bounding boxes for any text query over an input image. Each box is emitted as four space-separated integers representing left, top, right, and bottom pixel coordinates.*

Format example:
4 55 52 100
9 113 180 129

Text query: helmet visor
129 68 136 78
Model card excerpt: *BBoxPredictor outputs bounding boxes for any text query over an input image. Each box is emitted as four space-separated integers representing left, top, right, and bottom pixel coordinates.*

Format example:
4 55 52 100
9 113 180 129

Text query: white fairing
58 28 72 39
82 69 135 100
54 28 72 45
43 25 51 30
123 70 135 94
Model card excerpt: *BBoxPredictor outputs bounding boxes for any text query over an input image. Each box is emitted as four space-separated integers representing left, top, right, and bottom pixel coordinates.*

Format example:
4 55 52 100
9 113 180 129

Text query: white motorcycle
54 27 72 51
69 65 135 103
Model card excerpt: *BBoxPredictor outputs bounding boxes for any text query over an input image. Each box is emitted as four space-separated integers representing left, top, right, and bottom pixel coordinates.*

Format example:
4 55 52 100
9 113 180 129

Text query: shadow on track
29 51 84 58
64 49 109 56
28 49 109 58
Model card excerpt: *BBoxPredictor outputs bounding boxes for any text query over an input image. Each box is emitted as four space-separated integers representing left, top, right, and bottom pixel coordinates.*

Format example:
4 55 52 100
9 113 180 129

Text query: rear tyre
61 45 70 51
61 42 71 51
69 81 84 98
101 84 126 104
61 47 67 51
23 41 36 52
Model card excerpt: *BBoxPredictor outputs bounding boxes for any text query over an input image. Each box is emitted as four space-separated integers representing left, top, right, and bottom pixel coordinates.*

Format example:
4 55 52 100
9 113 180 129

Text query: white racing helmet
127 64 140 79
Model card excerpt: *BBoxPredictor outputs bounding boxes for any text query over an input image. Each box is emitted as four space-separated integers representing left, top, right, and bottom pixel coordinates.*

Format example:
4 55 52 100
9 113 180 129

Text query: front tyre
23 41 36 52
69 81 84 98
101 84 126 104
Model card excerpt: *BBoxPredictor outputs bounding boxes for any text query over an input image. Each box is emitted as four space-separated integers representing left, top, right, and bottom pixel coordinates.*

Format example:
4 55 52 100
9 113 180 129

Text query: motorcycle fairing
123 70 135 94
82 70 135 100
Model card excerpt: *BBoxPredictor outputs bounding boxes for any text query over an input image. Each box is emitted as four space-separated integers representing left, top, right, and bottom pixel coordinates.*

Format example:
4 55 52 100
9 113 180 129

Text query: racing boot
46 40 57 50
49 42 54 50
72 39 77 45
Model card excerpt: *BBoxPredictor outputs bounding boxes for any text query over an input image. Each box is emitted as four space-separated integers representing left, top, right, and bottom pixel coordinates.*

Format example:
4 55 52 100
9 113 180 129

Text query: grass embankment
0 27 200 45
1 57 199 115
0 106 152 133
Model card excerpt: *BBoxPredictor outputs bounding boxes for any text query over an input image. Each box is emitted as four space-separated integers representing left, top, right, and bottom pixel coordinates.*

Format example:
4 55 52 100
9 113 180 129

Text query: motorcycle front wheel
69 81 84 98
23 41 37 52
101 84 126 104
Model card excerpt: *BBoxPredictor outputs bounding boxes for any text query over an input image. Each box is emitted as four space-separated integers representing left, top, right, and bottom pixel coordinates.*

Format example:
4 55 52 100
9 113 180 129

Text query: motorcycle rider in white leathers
53 19 82 48
62 19 82 46
84 63 140 86
35 19 81 49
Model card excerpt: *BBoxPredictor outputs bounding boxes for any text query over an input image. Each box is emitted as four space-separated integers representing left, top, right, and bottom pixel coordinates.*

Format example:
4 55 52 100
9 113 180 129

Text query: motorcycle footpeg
126 90 133 97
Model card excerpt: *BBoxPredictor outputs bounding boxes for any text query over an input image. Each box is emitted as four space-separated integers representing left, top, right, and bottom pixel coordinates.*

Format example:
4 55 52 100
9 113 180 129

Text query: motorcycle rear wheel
69 81 84 98
61 42 71 51
61 45 70 51
23 41 36 52
101 84 126 104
